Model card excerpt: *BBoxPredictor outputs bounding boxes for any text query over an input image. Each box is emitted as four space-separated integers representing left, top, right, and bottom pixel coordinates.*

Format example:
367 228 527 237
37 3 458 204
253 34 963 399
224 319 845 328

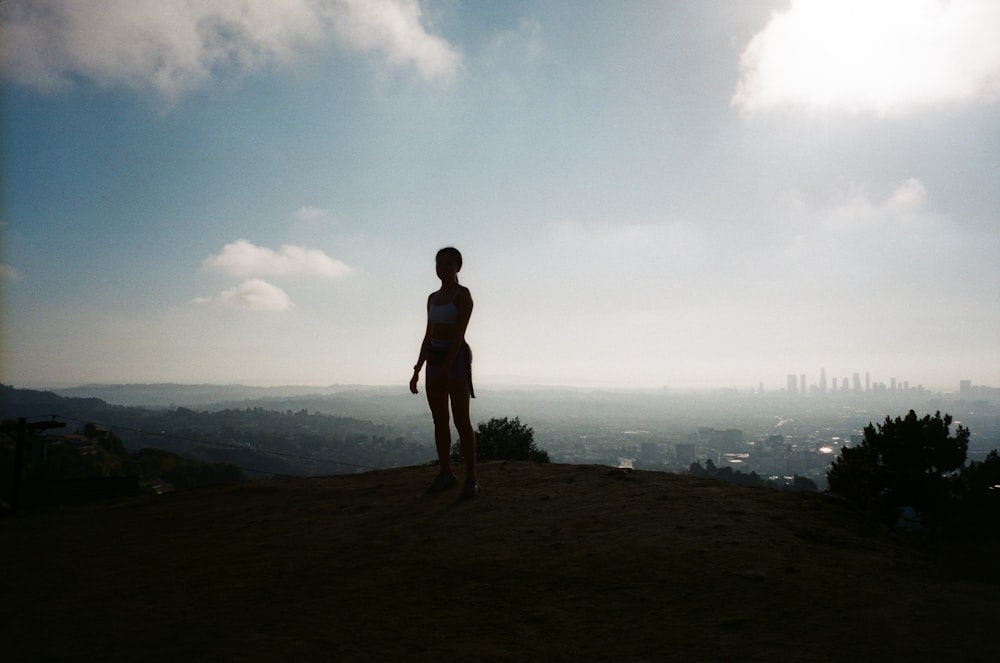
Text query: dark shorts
426 342 475 397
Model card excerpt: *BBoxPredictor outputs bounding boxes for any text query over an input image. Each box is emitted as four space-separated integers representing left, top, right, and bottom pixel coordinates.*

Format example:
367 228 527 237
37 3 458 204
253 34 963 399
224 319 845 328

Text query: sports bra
428 288 461 324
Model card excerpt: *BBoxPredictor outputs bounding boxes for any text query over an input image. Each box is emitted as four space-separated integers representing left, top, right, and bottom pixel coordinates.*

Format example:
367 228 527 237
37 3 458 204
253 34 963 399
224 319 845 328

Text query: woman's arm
443 287 474 370
410 296 433 394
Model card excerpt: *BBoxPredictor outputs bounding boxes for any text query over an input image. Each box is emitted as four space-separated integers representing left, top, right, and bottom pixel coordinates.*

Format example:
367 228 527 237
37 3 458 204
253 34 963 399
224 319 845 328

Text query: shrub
451 416 550 463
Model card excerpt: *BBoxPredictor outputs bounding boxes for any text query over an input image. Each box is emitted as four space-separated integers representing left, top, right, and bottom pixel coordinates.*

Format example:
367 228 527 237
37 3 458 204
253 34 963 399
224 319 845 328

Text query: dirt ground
3 462 998 662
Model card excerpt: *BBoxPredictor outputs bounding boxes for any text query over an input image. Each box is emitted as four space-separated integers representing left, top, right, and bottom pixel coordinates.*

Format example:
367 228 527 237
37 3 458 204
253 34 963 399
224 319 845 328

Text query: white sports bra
428 288 461 324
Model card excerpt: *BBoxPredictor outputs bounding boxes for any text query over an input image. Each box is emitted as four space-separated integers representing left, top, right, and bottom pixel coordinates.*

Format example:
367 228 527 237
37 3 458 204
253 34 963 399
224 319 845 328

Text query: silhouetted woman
410 247 478 498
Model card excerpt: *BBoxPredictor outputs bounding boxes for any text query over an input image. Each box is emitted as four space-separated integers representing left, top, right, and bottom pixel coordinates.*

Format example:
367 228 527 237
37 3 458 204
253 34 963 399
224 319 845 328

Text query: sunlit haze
2 0 998 392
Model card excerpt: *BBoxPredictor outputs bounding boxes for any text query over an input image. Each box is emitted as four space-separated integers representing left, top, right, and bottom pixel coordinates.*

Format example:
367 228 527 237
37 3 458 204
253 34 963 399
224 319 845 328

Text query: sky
2 0 999 393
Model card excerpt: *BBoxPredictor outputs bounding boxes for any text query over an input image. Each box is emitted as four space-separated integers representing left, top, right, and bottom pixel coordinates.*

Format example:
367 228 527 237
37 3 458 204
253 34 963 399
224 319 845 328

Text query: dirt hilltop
3 462 997 662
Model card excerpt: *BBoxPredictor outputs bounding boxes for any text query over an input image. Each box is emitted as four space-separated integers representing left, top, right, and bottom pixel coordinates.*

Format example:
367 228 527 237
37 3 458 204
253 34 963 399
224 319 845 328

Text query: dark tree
452 416 549 463
949 450 1000 538
827 410 969 527
791 475 818 492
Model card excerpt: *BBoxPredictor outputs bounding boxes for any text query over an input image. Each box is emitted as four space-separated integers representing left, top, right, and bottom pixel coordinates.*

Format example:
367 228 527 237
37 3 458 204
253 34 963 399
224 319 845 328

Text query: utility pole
2 417 66 513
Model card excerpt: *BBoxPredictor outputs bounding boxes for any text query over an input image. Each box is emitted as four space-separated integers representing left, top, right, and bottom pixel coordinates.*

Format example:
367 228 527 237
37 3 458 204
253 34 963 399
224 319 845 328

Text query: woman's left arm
443 287 473 369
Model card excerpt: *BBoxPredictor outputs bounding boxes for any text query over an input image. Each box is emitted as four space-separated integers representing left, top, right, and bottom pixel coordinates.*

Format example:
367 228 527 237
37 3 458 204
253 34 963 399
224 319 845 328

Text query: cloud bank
0 0 461 100
733 0 1000 115
196 239 350 312
202 239 352 278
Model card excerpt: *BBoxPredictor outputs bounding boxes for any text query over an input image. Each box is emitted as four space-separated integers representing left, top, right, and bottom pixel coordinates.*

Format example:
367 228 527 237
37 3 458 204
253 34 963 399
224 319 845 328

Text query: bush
451 416 550 463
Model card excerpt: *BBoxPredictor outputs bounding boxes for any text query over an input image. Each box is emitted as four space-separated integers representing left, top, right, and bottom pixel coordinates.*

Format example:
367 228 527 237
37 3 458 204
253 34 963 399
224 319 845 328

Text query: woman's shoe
460 478 480 499
426 472 458 494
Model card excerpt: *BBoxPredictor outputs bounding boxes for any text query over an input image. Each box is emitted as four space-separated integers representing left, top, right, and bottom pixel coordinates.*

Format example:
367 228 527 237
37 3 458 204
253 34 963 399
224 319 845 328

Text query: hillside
3 462 998 662
1 385 429 477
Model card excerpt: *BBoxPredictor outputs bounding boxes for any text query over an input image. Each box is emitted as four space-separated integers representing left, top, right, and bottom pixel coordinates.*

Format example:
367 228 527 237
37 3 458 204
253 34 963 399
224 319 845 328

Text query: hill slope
3 463 997 661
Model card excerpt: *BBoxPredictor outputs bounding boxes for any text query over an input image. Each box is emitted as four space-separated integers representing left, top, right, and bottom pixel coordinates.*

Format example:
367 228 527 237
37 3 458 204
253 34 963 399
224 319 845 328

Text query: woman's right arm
410 296 432 394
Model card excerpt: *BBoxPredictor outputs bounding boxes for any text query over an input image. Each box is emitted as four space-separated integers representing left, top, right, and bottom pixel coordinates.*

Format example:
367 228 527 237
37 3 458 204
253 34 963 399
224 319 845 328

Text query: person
409 247 479 498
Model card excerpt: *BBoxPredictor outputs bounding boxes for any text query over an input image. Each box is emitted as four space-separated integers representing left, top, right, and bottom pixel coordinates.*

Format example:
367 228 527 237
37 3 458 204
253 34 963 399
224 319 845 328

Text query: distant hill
52 382 374 408
1 385 433 478
2 462 997 661
1 384 119 421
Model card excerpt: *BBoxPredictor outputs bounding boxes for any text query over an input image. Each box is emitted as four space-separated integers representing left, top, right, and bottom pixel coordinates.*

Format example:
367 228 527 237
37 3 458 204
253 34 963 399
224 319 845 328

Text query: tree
949 450 1000 538
790 475 818 492
827 410 969 527
451 416 550 463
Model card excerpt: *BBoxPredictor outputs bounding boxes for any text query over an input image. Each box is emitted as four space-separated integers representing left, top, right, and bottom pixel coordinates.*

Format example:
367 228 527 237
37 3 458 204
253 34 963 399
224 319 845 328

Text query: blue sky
2 0 999 391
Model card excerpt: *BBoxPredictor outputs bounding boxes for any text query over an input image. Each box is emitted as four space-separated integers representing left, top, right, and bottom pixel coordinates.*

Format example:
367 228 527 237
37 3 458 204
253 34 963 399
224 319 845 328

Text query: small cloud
1 0 462 101
484 17 545 64
193 278 292 312
0 263 21 281
887 178 927 209
733 0 1000 116
295 206 333 223
202 239 352 278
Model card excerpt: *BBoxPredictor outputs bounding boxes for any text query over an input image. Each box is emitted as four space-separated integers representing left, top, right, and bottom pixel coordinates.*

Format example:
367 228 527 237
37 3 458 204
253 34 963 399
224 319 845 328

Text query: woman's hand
409 369 420 394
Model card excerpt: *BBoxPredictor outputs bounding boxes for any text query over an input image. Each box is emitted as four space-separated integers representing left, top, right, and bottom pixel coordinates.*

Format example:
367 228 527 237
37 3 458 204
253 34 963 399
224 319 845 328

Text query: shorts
426 341 475 398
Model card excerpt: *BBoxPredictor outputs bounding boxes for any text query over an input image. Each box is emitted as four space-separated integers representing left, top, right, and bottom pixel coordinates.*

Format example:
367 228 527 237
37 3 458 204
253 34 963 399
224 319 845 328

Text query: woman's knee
431 409 451 427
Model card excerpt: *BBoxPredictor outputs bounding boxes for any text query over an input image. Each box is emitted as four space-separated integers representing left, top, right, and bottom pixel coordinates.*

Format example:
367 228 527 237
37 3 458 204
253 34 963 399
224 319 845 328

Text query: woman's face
436 254 459 281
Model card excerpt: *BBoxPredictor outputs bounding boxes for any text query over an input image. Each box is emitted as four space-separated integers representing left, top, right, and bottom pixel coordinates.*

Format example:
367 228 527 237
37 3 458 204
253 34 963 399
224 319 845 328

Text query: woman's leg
425 372 454 475
449 377 476 482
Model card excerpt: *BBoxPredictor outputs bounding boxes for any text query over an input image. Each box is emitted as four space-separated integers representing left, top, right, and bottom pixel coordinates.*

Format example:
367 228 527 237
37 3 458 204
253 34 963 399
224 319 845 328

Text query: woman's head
436 247 463 281
436 247 462 270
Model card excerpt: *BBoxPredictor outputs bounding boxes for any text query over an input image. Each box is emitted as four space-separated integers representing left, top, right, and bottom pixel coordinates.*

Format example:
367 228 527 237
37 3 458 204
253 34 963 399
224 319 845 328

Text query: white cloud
202 239 352 278
772 178 939 247
0 0 461 101
330 0 461 81
733 0 1000 116
193 278 292 311
0 263 20 281
772 177 952 284
295 205 333 222
887 178 927 210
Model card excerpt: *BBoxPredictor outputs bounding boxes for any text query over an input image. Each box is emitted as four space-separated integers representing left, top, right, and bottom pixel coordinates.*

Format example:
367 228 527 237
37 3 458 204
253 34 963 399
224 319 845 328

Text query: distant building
787 374 798 394
698 427 744 451
675 443 696 465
